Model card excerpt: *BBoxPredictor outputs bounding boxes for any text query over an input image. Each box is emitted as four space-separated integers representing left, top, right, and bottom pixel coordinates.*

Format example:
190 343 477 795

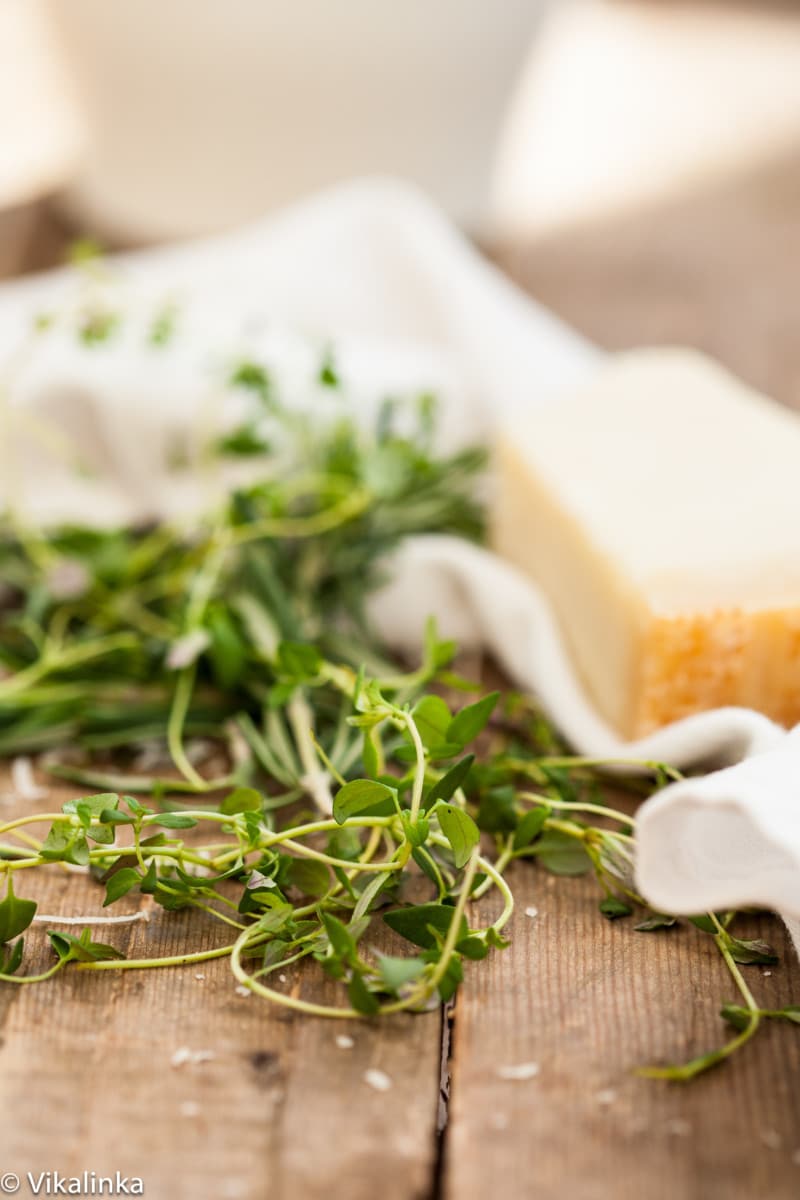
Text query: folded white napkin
0 178 796 940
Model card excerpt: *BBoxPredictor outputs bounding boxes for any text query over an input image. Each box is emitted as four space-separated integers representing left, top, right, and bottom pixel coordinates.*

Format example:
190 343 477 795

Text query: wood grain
445 864 800 1200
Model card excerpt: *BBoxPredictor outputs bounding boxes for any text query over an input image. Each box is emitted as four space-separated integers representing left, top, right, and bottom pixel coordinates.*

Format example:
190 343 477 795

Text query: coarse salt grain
235 985 251 997
11 756 49 802
497 1062 540 1082
171 1047 215 1067
364 1069 392 1092
336 1035 355 1050
525 906 539 919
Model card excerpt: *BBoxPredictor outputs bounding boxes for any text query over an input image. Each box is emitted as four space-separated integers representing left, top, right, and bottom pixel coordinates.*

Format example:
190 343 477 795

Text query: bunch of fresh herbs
0 276 795 1078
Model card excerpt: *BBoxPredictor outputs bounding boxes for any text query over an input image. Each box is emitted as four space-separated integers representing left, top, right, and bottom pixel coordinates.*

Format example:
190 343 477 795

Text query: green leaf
383 902 468 950
139 861 158 894
64 793 118 823
720 1003 752 1031
424 742 465 763
60 795 118 844
333 779 396 825
533 829 591 877
321 912 357 962
152 813 198 829
327 826 363 863
411 696 452 748
253 899 294 934
99 808 135 826
351 872 393 923
395 740 463 765
689 914 724 934
377 954 426 992
221 787 263 815
348 970 380 1015
477 785 517 835
423 755 474 810
318 351 340 388
446 691 499 746
437 803 479 869
103 868 142 907
287 857 330 897
0 879 37 943
634 914 677 932
484 926 511 950
435 951 463 1002
48 929 125 964
277 641 322 681
456 935 490 961
411 846 442 890
400 812 429 849
230 360 271 398
512 805 550 850
362 729 380 778
40 819 90 866
599 897 632 921
777 1006 800 1025
0 937 25 976
206 606 247 689
722 933 778 966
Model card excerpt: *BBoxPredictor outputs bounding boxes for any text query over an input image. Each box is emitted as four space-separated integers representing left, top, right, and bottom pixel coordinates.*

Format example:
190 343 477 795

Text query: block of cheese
492 348 800 738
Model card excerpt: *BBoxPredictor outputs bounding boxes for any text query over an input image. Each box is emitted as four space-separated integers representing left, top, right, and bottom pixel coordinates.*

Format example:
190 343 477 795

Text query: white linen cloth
0 178 796 941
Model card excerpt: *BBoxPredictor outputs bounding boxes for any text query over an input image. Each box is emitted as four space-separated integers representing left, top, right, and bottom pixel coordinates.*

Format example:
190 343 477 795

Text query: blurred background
2 0 800 404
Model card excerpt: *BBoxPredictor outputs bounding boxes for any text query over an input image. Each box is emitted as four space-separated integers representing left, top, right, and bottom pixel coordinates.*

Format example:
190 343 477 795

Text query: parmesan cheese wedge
492 348 800 738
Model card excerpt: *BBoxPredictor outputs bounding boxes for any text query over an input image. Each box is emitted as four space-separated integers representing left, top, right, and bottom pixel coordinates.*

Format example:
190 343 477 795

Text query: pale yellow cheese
491 348 800 737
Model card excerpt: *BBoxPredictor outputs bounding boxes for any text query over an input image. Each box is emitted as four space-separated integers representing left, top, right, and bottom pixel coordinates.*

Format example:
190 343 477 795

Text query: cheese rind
492 348 800 737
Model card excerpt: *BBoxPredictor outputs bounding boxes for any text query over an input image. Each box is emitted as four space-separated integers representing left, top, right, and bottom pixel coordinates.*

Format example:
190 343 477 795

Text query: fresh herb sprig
0 665 513 1015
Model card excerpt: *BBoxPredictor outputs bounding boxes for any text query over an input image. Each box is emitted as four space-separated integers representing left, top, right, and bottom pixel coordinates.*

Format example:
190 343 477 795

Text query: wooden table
2 160 800 1198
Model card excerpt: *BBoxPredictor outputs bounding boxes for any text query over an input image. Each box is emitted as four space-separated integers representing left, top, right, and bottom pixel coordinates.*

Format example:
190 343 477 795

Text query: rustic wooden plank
0 778 443 1200
445 863 800 1200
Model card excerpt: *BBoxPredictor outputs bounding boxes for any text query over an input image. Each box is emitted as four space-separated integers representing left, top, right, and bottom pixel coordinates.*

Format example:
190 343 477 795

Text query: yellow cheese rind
491 348 800 737
635 608 800 736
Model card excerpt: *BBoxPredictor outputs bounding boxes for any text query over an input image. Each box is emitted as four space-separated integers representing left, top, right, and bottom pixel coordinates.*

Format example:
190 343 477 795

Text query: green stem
77 944 237 971
404 709 426 822
639 933 761 1081
0 633 138 700
0 959 67 986
167 665 206 788
427 851 480 994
